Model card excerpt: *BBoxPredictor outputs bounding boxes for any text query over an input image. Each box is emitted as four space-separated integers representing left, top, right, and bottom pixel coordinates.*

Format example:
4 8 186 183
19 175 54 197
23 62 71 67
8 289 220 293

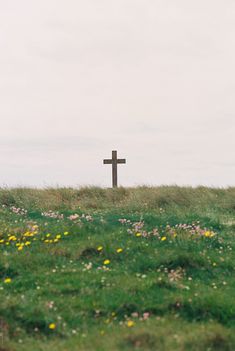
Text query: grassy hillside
0 186 235 351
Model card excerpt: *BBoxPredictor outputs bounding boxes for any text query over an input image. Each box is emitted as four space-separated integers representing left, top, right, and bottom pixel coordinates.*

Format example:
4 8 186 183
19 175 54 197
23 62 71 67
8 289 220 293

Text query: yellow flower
204 231 211 237
18 246 23 251
46 233 51 237
103 259 110 265
97 246 103 251
116 248 123 253
205 231 215 238
64 232 69 236
8 236 17 241
136 233 141 237
24 231 30 237
161 236 167 241
56 235 61 239
49 323 56 330
126 320 134 327
4 278 12 284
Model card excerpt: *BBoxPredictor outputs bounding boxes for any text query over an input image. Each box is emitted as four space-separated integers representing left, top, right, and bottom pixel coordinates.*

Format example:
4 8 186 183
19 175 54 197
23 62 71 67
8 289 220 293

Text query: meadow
0 186 235 351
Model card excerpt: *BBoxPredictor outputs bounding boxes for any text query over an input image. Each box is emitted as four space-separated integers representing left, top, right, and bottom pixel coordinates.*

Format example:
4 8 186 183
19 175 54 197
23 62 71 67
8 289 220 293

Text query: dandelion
8 235 17 241
64 232 69 236
136 233 141 237
97 246 103 251
161 236 167 241
4 278 12 284
204 231 215 238
126 320 134 327
116 248 123 253
103 259 110 265
48 323 56 330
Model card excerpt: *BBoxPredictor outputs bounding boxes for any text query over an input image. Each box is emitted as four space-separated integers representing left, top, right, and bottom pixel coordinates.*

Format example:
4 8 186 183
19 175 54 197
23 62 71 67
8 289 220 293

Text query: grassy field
0 186 235 351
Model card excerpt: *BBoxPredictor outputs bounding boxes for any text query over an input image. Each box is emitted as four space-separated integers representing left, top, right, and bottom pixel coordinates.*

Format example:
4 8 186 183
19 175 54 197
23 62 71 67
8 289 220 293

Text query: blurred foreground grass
0 186 235 351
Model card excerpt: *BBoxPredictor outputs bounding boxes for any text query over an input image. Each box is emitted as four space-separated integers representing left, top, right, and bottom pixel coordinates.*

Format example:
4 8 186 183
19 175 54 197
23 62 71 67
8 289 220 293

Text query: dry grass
0 186 234 212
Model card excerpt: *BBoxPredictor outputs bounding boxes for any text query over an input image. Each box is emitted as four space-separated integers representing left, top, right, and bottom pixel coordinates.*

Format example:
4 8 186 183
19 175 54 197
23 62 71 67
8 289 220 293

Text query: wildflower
126 320 134 327
64 232 69 235
68 214 79 221
131 312 139 318
136 233 141 237
204 231 211 237
42 211 63 219
116 248 123 253
8 235 17 241
83 262 92 271
18 246 23 251
204 230 215 238
143 312 150 320
161 236 167 241
4 278 12 284
48 323 56 330
97 246 103 251
103 259 110 265
118 218 128 224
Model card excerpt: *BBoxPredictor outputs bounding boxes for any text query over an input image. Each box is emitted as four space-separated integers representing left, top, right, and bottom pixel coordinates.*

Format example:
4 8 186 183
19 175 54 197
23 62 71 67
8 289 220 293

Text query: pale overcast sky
0 0 235 187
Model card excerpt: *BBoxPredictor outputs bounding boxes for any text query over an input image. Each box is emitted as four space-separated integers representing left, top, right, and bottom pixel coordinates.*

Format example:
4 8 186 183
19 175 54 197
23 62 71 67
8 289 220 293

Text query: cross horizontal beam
103 159 126 164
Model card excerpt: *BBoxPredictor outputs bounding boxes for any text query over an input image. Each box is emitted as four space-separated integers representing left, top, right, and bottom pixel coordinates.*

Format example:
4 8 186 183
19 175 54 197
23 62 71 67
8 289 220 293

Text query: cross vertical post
103 150 126 188
112 150 118 188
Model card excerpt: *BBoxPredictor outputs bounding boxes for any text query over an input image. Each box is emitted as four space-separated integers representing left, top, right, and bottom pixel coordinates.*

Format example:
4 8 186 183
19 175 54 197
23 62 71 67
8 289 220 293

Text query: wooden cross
103 150 126 188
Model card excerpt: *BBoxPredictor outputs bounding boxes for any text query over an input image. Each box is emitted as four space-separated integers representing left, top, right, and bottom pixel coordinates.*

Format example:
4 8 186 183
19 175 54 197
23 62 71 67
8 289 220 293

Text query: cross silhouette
103 150 126 188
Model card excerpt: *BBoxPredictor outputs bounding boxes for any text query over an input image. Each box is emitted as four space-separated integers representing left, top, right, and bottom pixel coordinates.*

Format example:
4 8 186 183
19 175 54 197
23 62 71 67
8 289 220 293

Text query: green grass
0 186 235 351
